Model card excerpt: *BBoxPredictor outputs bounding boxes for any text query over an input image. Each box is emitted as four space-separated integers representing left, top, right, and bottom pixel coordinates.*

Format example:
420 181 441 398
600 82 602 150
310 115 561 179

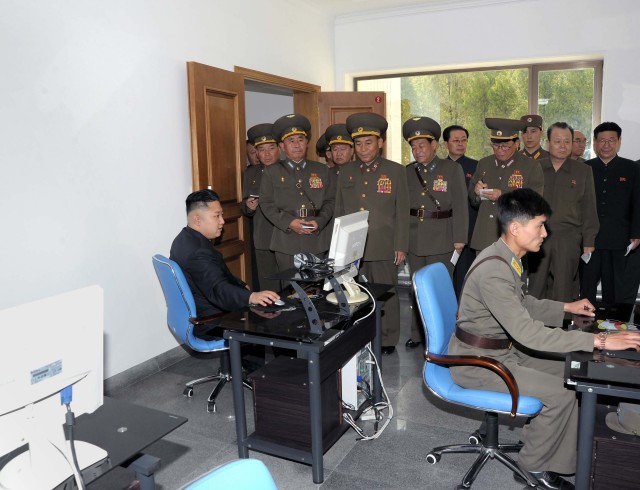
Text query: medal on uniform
309 173 323 189
433 175 448 192
377 175 392 194
511 257 522 276
508 170 523 189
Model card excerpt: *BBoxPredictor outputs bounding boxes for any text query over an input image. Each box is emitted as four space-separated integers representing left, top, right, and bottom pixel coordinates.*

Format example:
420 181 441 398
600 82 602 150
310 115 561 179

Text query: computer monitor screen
324 211 369 304
0 286 105 489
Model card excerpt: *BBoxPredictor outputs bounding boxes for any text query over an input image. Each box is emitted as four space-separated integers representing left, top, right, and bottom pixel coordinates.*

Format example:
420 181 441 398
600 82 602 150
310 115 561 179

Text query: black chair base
426 412 536 489
182 350 252 413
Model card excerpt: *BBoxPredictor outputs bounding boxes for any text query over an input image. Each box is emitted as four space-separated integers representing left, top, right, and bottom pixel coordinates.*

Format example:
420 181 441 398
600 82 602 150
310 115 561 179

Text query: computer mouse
273 299 285 306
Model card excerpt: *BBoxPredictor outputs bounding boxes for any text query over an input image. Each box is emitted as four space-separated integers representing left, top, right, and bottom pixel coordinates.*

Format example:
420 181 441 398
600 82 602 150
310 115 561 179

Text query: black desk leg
308 351 324 484
575 389 597 490
229 337 249 458
372 301 384 404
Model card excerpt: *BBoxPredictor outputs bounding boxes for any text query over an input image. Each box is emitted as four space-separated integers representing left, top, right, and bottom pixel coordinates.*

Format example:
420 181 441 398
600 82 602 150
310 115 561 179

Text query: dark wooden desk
222 284 389 484
75 396 187 488
565 303 640 490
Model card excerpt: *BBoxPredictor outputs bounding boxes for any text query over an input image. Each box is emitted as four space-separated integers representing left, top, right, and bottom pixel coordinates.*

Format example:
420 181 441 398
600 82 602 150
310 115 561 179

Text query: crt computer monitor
0 286 106 489
324 210 369 304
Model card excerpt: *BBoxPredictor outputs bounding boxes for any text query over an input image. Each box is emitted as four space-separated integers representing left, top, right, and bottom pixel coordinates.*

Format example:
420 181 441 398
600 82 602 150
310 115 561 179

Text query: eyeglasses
574 139 588 144
597 138 618 146
491 142 514 150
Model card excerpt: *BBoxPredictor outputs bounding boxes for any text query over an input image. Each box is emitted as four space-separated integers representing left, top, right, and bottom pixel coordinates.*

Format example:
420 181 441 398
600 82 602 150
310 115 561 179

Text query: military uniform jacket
259 158 335 255
587 155 640 250
335 157 409 261
468 152 544 250
449 239 594 358
406 157 468 255
521 147 549 160
241 164 275 251
449 154 478 242
538 157 599 246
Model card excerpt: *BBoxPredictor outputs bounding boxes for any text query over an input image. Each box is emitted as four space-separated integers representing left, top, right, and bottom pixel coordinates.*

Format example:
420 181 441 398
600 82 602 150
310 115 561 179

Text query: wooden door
317 91 386 138
186 62 251 283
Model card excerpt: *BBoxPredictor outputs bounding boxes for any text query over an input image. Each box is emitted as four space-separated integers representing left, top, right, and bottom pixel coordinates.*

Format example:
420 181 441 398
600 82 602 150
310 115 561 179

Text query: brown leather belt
291 208 318 218
455 326 512 350
410 208 452 220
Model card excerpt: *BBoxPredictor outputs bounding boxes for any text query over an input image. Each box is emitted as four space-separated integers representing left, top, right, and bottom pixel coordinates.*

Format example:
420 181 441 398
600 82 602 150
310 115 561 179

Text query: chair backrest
152 254 224 352
182 458 278 490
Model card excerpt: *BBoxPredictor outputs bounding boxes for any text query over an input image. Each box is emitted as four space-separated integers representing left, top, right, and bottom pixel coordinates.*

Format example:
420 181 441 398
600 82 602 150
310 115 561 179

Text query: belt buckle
417 208 425 221
299 208 308 218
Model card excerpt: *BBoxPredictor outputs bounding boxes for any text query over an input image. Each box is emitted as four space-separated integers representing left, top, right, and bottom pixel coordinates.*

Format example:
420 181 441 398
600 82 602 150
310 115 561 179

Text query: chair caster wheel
207 402 216 413
183 387 194 397
426 453 440 464
469 431 482 445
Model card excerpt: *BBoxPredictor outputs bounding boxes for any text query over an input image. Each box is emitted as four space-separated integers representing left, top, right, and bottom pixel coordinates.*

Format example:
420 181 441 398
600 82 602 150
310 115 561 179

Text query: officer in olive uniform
403 117 468 348
335 113 409 354
450 188 640 489
316 133 334 167
325 123 354 174
241 123 281 292
528 122 599 302
468 118 545 252
520 114 549 160
260 114 336 273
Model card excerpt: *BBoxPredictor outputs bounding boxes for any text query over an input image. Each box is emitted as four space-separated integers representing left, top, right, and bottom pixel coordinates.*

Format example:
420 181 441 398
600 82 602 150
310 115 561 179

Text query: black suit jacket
170 226 251 317
586 155 640 249
448 154 478 241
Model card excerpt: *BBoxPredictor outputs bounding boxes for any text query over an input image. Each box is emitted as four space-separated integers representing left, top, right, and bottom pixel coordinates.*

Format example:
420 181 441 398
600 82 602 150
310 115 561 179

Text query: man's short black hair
186 189 220 215
497 188 552 234
594 121 622 139
547 121 574 141
443 125 469 141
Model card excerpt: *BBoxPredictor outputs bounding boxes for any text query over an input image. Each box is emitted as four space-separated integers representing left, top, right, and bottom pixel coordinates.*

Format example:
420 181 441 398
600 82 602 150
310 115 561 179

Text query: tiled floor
91 289 540 489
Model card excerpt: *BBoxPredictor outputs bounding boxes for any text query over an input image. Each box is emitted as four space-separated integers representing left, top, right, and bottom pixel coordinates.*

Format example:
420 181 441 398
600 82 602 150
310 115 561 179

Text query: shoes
513 470 575 489
405 338 421 349
381 346 396 355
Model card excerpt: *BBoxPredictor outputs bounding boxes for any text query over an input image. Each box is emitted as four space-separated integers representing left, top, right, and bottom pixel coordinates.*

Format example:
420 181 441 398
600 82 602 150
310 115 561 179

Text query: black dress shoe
514 470 574 489
405 338 421 349
381 346 396 355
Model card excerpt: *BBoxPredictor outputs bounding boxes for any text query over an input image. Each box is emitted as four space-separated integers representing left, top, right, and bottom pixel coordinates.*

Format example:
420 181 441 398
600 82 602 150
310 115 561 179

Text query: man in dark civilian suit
444 124 478 299
581 122 640 304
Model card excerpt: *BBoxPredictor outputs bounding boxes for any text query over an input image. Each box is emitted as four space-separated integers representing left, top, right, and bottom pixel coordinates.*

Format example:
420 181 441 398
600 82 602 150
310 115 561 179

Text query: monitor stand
0 439 108 489
326 277 368 305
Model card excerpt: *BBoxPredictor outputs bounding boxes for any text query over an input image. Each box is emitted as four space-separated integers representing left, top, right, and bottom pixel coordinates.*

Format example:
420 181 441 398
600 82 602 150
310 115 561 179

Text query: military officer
325 123 354 174
316 133 334 167
241 123 281 292
450 188 640 490
444 124 479 299
403 117 468 349
527 122 599 302
335 113 409 354
468 118 544 252
520 114 549 160
259 114 336 273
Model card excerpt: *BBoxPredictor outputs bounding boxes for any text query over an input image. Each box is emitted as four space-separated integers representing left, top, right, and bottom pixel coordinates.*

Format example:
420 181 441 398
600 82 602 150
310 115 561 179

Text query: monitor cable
60 386 87 490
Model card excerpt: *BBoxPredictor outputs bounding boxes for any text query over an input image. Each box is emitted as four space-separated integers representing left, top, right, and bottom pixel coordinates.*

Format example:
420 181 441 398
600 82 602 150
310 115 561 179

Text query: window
356 61 602 163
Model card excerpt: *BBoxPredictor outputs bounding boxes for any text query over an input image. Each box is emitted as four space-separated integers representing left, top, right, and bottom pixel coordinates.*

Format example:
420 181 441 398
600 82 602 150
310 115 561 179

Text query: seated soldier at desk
449 188 640 490
170 189 279 329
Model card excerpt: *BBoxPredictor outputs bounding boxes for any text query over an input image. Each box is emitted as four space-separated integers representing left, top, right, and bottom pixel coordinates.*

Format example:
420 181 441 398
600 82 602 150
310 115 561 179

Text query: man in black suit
581 122 640 304
443 125 478 299
170 189 279 319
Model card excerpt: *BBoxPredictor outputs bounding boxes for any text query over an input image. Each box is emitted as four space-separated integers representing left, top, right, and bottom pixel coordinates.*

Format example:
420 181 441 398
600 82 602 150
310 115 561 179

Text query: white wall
0 0 335 378
335 0 640 159
245 91 294 135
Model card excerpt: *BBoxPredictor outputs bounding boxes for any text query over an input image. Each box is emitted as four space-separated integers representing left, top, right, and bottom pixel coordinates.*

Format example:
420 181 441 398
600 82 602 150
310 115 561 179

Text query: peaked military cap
346 113 388 139
402 116 442 142
273 114 311 142
247 123 276 147
485 118 527 140
520 114 543 130
325 123 353 146
316 134 330 155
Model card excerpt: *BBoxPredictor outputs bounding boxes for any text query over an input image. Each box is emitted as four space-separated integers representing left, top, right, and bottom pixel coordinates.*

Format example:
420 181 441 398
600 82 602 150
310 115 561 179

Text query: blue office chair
152 254 250 413
182 459 277 490
413 263 543 489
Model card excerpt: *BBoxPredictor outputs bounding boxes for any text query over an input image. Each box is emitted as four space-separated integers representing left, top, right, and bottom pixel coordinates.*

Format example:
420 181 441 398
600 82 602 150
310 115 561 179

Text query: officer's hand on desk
289 219 317 235
249 290 280 307
594 331 640 351
394 251 406 266
564 298 596 317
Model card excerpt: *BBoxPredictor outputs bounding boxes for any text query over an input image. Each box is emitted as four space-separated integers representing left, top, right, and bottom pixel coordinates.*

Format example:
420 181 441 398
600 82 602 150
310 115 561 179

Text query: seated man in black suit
170 189 279 325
